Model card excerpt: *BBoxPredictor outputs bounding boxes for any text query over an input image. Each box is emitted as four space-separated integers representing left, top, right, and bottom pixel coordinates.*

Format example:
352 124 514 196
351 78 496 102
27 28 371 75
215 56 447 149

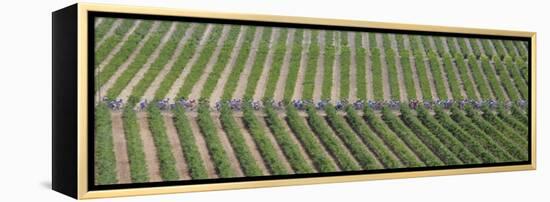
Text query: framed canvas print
52 3 536 199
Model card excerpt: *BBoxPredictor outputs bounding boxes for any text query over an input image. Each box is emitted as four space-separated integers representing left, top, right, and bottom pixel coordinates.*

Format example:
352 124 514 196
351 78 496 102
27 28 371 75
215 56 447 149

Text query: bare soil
232 27 265 99
275 114 317 171
296 115 341 171
185 25 232 100
318 116 362 168
391 34 408 100
162 114 191 180
428 36 453 99
348 32 358 101
211 114 245 177
187 114 218 178
475 38 486 55
96 21 159 103
255 113 294 173
416 35 438 99
136 112 163 182
140 24 199 101
476 60 496 99
110 112 132 183
253 28 280 100
118 22 178 101
97 20 141 74
210 27 262 102
273 29 296 101
403 35 423 99
312 31 325 101
331 32 341 101
449 56 468 98
95 19 122 50
162 24 219 100
462 58 482 99
363 33 374 100
376 33 391 100
488 60 511 100
234 117 271 175
95 17 104 28
291 30 311 100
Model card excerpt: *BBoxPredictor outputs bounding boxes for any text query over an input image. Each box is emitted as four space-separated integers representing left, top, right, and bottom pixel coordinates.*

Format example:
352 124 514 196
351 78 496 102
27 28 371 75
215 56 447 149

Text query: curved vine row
286 105 337 172
196 103 235 178
242 105 289 175
219 104 263 176
363 107 424 167
172 106 209 179
305 106 360 171
401 106 477 164
94 104 118 185
324 105 382 170
380 107 444 166
264 106 315 173
147 103 179 181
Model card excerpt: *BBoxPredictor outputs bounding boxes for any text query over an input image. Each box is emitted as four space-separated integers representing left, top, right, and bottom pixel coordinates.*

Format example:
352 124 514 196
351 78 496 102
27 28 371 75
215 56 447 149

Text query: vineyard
93 18 530 185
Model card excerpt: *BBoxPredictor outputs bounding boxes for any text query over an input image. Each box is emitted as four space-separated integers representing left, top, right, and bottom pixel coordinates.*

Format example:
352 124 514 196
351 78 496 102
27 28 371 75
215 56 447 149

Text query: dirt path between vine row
448 54 468 98
376 33 391 100
403 35 424 100
350 114 402 169
292 30 311 100
462 58 482 99
164 24 227 100
110 112 132 184
255 113 294 173
187 115 218 178
391 34 408 100
442 37 468 99
428 36 453 99
487 40 499 57
97 20 141 74
136 112 162 182
298 115 342 171
416 35 438 99
162 114 192 180
231 27 264 100
95 17 104 28
185 25 233 100
273 29 296 101
95 22 160 103
372 113 424 165
276 114 318 171
211 114 245 177
312 31 325 102
140 24 200 102
478 39 495 55
363 33 374 100
475 38 486 55
210 27 261 102
234 117 271 175
190 26 246 100
275 114 317 172
348 32 358 101
118 22 178 101
320 116 362 169
448 37 460 54
488 59 510 101
331 32 341 101
476 60 496 99
509 40 520 56
440 36 450 53
464 37 474 54
95 19 122 50
253 28 280 101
